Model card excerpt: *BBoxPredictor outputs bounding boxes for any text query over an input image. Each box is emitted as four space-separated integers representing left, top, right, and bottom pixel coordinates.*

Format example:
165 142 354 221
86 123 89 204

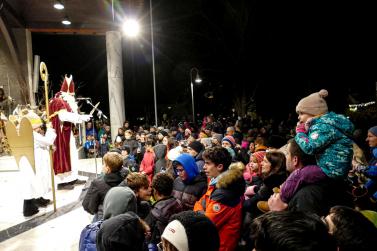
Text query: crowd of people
78 89 377 251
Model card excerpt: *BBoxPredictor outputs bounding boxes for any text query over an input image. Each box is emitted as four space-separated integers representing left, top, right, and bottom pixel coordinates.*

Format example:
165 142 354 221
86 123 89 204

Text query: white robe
19 128 56 200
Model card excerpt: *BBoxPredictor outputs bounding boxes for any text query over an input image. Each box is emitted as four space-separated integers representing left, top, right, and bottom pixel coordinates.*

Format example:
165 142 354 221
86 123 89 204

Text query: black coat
172 173 208 210
288 179 353 216
145 197 183 244
82 172 124 219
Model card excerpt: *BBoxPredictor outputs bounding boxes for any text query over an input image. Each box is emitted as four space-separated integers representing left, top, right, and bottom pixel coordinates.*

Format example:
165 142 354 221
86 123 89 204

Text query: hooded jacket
102 186 137 220
145 196 183 244
172 154 207 210
194 168 245 251
82 171 124 219
153 144 167 174
295 112 354 178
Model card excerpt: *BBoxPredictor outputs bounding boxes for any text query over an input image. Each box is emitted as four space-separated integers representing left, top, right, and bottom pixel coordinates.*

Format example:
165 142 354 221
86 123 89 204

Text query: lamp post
150 0 158 127
189 67 202 124
121 0 158 127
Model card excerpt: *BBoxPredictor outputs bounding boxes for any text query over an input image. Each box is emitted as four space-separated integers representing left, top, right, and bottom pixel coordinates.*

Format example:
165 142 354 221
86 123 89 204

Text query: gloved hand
80 114 92 122
295 122 307 134
244 185 257 197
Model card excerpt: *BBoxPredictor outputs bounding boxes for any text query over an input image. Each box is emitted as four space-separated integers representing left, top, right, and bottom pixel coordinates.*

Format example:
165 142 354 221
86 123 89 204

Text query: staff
40 62 57 212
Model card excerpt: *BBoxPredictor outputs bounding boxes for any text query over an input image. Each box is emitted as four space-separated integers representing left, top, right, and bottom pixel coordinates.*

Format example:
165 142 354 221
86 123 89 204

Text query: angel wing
5 117 35 173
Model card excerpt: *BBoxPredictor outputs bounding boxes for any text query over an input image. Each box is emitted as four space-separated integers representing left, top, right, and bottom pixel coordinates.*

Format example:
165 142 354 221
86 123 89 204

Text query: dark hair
152 173 174 197
287 138 316 166
202 146 232 171
265 151 286 176
122 145 131 154
251 211 336 251
329 206 377 251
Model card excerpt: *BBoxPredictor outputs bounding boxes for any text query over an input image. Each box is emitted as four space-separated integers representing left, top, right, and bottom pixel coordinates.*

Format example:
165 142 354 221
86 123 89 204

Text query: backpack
79 220 104 251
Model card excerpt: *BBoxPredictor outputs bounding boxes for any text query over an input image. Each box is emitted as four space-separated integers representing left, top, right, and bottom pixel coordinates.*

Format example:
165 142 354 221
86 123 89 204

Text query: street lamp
190 67 202 124
122 19 140 38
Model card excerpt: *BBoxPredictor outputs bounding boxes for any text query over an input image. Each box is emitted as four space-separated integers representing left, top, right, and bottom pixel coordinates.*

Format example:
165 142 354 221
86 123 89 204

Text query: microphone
98 111 108 119
76 97 91 100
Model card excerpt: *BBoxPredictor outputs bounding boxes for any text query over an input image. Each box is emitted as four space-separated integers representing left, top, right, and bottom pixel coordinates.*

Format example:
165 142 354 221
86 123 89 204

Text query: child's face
297 112 314 124
121 150 129 156
136 186 151 201
251 156 259 172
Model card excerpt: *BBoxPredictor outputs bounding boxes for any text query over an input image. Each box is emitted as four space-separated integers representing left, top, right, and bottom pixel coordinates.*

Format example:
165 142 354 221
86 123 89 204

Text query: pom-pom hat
296 89 328 116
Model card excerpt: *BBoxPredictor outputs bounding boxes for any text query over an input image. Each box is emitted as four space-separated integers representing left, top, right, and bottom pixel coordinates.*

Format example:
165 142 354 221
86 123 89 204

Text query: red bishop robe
49 96 73 174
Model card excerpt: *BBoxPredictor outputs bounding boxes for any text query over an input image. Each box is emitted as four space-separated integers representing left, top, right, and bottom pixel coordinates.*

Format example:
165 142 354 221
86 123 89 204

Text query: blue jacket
79 220 103 251
295 112 354 179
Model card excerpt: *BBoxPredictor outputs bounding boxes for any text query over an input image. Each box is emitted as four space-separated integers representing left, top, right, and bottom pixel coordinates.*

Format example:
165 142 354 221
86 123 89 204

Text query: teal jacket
295 112 354 179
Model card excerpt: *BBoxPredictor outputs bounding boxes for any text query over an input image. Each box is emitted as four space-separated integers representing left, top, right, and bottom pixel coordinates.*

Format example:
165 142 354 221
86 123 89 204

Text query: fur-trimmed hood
211 168 245 206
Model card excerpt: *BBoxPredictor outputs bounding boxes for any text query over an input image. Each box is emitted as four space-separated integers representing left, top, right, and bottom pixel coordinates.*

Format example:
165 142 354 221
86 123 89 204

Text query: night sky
32 0 376 125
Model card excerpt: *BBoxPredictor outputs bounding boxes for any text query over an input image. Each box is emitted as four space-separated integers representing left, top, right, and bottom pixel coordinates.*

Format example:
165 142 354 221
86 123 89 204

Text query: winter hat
252 151 266 174
199 131 208 138
162 211 220 251
296 89 329 116
103 186 137 220
159 130 168 137
96 212 145 251
211 133 223 143
162 220 189 251
188 141 204 154
222 135 236 148
24 111 43 129
368 126 377 136
241 140 249 149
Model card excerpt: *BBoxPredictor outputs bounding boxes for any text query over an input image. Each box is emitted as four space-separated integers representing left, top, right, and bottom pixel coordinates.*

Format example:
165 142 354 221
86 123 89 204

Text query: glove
244 185 257 197
295 122 307 134
80 114 92 122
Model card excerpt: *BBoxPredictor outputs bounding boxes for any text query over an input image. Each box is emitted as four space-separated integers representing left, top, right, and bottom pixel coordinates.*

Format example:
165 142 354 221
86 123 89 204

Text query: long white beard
60 92 78 113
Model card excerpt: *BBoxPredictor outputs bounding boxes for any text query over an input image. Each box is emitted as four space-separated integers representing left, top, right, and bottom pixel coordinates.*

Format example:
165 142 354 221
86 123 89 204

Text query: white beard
60 92 78 113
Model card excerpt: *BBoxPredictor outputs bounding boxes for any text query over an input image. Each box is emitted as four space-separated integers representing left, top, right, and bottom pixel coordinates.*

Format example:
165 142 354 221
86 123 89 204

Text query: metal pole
150 0 158 127
191 80 195 124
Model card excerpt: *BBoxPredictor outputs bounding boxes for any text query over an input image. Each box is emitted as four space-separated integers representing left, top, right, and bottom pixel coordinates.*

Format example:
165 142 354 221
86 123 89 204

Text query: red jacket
140 151 155 183
194 169 245 251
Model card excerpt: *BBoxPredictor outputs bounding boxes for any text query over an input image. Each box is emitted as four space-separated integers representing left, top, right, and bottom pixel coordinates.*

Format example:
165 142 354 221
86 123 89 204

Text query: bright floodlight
62 18 71 25
122 19 140 37
53 2 64 10
195 73 202 83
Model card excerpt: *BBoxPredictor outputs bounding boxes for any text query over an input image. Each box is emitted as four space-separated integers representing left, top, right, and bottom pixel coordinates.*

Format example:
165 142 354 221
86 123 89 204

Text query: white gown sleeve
58 110 90 124
33 128 57 147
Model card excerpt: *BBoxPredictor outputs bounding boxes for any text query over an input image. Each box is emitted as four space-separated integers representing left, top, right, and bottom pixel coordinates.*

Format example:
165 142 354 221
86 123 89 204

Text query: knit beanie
211 133 223 144
188 141 204 154
159 130 168 137
368 126 377 136
296 89 329 116
162 211 220 251
222 135 236 148
96 212 145 251
252 151 266 174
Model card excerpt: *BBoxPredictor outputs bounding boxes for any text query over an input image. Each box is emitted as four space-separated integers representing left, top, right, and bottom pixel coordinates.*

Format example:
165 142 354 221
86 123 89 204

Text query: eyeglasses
175 168 185 174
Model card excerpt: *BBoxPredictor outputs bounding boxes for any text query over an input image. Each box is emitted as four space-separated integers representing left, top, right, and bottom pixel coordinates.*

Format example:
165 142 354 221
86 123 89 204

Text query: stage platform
0 155 103 250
